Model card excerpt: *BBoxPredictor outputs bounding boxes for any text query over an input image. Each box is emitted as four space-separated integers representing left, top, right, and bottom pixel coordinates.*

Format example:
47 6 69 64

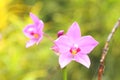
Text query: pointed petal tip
26 43 32 48
71 21 80 29
73 21 78 25
66 21 81 39
25 40 36 48
26 44 30 48
80 60 90 69
96 41 99 46
30 12 33 15
60 65 65 69
82 61 90 69
59 58 66 69
29 12 44 29
30 12 36 16
72 21 80 27
94 39 99 47
29 12 39 23
40 20 44 25
59 61 65 69
86 64 90 68
87 35 99 45
30 12 35 17
59 61 68 69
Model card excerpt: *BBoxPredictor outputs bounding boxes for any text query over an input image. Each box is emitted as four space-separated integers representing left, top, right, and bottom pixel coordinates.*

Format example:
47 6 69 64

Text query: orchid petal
74 54 90 68
36 35 43 45
78 36 98 54
30 13 44 31
30 13 40 24
37 23 44 36
51 45 60 55
26 39 36 48
23 24 36 38
59 52 72 68
66 22 81 40
54 35 73 53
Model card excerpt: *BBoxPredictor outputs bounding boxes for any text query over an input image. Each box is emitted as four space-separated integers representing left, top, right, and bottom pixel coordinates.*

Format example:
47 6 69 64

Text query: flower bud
57 30 64 37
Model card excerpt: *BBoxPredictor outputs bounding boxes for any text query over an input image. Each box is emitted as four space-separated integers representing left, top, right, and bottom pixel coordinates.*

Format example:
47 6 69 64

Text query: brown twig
98 19 120 80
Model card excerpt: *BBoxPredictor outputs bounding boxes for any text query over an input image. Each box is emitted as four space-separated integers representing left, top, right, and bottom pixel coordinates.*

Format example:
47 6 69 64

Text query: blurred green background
0 0 120 80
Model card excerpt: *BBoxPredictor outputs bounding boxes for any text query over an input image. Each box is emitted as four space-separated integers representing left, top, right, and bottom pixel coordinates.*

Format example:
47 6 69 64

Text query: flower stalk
43 33 54 42
63 67 67 80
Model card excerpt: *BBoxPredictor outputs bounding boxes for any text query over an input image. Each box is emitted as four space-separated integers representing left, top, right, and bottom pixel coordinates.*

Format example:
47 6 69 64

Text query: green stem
63 67 67 80
43 33 54 42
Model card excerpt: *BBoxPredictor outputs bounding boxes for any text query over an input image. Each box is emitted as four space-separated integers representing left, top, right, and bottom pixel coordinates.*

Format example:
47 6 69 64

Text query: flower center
70 44 81 55
34 33 39 38
30 32 39 39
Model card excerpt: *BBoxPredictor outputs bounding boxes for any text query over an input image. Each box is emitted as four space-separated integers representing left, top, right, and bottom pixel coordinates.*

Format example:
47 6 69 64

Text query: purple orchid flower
53 22 98 68
23 13 44 48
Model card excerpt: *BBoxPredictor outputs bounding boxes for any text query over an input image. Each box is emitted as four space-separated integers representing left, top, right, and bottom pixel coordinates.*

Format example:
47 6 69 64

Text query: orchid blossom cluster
23 13 98 69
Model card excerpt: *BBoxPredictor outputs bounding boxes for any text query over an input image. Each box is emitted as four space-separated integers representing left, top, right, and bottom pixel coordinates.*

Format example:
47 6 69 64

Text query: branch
98 19 120 80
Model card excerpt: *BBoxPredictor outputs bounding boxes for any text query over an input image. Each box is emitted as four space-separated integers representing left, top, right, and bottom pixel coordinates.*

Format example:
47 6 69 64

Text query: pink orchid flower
23 13 44 48
53 22 98 68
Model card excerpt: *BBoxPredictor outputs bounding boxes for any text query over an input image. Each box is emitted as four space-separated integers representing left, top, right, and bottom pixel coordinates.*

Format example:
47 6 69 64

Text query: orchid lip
30 32 39 39
70 44 81 55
